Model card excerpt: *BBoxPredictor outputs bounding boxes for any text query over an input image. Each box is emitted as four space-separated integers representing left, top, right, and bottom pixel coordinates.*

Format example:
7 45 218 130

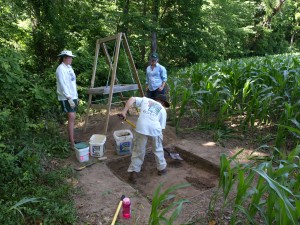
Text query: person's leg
60 99 77 149
153 88 165 99
151 135 167 173
147 90 156 99
67 112 76 148
127 132 148 173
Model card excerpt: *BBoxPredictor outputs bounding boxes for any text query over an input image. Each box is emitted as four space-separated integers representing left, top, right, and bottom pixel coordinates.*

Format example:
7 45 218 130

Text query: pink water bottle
122 197 131 219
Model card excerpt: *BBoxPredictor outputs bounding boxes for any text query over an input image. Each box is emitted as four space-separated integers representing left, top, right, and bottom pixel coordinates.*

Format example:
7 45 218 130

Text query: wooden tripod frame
84 33 144 134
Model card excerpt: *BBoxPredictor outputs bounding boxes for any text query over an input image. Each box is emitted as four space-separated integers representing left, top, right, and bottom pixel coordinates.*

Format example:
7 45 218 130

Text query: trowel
74 157 107 171
163 147 183 161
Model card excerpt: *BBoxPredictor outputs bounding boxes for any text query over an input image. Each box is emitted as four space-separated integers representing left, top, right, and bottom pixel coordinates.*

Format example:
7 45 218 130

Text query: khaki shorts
60 99 78 113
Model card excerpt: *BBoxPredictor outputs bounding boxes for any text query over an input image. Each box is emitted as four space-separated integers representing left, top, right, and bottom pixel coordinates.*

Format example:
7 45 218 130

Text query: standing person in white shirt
120 94 170 183
146 53 167 99
56 50 78 150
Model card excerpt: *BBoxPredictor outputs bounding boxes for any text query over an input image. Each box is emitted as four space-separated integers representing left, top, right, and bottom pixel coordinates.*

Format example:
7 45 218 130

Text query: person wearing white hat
56 50 78 150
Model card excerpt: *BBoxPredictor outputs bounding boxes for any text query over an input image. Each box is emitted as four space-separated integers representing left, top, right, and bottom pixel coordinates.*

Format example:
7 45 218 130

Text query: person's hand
119 111 127 120
68 99 76 109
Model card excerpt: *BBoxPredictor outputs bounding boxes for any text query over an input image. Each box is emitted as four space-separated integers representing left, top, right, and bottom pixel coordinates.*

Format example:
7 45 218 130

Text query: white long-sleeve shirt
135 97 167 136
56 63 78 100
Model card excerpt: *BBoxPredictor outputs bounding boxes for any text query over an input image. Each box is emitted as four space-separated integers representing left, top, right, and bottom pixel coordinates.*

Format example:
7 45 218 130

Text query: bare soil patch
65 107 257 225
107 149 219 198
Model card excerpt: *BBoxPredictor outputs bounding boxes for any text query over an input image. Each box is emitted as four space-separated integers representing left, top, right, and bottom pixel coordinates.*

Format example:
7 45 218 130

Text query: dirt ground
64 107 255 225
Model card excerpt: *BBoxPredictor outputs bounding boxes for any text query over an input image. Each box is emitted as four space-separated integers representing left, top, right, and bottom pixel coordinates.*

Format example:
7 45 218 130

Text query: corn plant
168 74 199 133
7 197 46 219
148 183 190 225
169 53 300 147
216 144 300 225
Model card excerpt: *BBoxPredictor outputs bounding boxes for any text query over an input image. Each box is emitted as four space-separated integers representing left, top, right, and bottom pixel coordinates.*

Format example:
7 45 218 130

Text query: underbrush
0 123 76 224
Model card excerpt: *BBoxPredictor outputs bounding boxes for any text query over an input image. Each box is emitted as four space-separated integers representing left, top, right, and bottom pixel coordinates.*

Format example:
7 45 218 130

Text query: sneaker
157 168 167 176
128 172 137 183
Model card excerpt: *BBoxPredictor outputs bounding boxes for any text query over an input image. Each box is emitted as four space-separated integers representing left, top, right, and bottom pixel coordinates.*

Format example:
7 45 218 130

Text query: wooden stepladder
84 33 144 134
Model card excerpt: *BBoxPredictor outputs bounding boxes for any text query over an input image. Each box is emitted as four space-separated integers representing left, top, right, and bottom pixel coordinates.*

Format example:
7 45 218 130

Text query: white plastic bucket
75 144 89 163
113 130 133 155
89 134 106 157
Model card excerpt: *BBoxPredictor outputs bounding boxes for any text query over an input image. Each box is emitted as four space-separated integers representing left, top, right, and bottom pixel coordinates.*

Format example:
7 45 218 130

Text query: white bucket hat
58 50 76 57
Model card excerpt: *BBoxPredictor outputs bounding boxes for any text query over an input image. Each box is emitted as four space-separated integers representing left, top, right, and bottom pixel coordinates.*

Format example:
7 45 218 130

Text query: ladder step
90 104 108 110
87 84 138 95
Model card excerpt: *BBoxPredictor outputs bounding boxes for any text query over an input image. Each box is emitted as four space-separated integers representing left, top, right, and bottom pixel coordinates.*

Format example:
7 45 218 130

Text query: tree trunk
250 0 287 54
262 0 286 27
141 0 148 66
151 0 159 54
118 0 130 34
151 31 157 54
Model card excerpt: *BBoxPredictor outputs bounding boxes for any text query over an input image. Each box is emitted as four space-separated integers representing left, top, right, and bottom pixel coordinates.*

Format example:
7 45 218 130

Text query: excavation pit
106 145 220 223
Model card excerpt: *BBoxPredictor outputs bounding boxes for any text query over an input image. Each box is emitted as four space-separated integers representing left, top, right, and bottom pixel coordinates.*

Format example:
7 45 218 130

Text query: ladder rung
111 101 126 105
90 104 108 110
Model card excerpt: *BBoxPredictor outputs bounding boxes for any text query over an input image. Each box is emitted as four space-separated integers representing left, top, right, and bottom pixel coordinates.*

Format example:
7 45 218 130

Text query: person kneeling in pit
119 94 170 183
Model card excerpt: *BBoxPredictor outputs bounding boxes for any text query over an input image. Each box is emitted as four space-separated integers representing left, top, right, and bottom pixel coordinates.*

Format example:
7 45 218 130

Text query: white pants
127 132 167 173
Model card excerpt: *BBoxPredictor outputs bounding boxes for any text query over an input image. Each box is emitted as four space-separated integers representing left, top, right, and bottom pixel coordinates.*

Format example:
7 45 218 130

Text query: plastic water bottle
122 197 131 219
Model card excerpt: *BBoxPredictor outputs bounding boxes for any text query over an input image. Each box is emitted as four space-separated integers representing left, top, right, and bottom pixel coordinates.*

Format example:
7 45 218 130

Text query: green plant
7 197 46 219
148 183 190 225
215 144 300 224
169 54 300 148
0 118 76 224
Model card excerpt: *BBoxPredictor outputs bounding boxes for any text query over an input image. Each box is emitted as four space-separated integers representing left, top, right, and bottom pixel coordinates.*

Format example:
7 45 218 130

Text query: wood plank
98 34 119 44
84 40 101 132
87 84 138 95
104 32 122 134
90 104 108 110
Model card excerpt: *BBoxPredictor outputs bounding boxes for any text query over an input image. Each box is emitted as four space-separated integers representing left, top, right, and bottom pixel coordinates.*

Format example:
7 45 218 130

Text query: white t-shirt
135 97 167 136
56 63 78 100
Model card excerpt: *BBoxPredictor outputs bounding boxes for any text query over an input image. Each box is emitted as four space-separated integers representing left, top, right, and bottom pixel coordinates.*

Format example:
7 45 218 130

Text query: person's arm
161 66 167 82
145 67 149 91
159 65 167 91
159 110 167 129
121 97 136 119
56 67 72 99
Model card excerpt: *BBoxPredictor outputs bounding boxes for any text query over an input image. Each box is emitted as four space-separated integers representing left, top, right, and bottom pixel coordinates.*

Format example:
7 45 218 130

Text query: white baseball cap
58 50 76 57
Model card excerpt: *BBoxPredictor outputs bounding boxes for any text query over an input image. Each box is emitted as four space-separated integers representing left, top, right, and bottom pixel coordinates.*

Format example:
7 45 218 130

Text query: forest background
0 0 300 224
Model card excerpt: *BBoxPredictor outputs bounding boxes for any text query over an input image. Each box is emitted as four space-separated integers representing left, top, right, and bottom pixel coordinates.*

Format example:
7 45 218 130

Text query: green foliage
169 54 300 148
148 183 190 225
0 129 76 224
0 45 75 223
0 0 299 224
215 145 300 224
169 75 195 133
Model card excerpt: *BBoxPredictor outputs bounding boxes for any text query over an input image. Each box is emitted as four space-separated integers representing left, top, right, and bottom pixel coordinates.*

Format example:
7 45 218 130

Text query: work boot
128 172 137 184
157 168 167 176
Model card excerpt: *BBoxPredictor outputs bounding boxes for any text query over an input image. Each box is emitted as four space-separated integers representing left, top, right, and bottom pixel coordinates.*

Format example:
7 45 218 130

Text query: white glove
68 99 76 109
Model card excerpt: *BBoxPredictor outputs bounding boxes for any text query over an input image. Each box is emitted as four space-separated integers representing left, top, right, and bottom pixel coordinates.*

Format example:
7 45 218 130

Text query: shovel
111 195 125 225
117 113 137 129
163 147 183 160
